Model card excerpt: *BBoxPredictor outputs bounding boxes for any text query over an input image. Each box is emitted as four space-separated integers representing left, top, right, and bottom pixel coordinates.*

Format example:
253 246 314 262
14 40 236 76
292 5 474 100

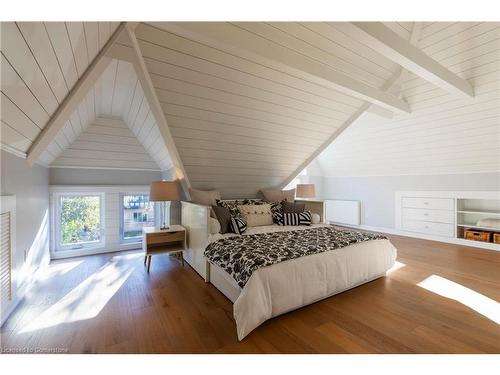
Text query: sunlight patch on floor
36 260 84 282
20 253 140 333
417 274 500 325
387 260 406 274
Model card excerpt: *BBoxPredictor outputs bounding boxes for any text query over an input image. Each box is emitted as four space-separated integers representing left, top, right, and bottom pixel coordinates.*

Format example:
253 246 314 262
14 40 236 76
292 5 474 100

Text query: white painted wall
1 150 50 323
319 172 500 228
50 167 162 186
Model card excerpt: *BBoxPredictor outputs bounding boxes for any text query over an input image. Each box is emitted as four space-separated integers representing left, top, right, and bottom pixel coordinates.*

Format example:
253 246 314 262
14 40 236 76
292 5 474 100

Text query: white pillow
238 204 273 227
209 217 221 234
311 213 321 224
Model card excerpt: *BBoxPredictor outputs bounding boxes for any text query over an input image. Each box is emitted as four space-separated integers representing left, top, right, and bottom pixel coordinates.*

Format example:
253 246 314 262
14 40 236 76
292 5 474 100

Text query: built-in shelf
457 210 500 215
396 191 500 251
457 223 500 232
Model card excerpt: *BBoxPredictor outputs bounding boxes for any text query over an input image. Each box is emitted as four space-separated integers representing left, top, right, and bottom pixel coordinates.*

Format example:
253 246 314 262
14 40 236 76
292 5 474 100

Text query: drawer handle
424 225 429 229
423 202 429 205
423 213 429 216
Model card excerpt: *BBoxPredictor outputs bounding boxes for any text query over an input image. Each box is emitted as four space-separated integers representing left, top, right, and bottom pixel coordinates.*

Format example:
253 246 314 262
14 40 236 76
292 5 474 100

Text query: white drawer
402 219 454 237
402 208 454 224
402 197 454 211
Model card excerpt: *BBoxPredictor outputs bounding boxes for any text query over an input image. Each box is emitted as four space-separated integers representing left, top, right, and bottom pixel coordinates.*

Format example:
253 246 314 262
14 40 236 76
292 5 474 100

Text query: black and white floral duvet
204 225 387 288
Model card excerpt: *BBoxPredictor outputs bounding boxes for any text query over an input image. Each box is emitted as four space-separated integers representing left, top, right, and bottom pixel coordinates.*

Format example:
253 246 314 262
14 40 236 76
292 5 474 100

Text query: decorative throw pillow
240 198 265 205
216 199 242 217
238 204 273 227
212 205 232 234
189 188 221 206
273 210 312 226
260 188 295 203
269 200 283 214
269 201 283 223
282 201 305 214
209 217 221 234
311 213 321 224
230 216 247 235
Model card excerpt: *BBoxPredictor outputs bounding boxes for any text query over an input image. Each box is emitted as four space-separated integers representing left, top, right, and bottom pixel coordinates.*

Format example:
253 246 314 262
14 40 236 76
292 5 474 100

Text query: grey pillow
212 205 232 234
260 188 295 202
282 201 305 214
189 188 221 206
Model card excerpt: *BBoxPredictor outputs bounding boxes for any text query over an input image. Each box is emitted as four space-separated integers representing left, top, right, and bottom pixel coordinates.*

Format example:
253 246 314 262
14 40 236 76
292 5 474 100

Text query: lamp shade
149 181 181 201
296 184 315 198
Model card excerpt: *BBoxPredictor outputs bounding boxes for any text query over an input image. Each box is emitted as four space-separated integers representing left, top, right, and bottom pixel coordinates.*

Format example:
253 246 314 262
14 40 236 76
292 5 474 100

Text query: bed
181 201 397 340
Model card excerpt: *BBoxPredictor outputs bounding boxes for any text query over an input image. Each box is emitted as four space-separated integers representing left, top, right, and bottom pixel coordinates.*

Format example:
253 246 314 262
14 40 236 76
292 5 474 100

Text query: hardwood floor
1 233 499 353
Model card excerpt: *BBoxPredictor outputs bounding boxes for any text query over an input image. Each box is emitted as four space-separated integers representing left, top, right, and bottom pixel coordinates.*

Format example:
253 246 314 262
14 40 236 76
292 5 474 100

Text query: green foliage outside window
60 195 101 245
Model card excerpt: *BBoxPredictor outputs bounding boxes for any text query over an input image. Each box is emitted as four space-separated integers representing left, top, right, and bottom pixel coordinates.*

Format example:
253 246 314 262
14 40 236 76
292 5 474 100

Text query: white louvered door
0 195 16 325
1 211 12 306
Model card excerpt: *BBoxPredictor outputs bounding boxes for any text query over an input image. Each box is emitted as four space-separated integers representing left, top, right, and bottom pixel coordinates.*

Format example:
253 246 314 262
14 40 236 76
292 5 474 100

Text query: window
56 194 104 251
121 194 155 241
133 212 148 223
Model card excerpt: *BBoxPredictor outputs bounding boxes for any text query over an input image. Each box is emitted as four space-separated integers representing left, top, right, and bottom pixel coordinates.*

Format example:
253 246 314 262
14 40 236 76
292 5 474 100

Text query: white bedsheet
208 224 397 340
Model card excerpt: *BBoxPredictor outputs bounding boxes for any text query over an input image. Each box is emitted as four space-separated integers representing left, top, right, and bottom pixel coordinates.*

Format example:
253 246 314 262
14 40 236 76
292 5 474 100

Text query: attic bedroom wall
0 150 50 316
306 22 500 230
49 168 162 185
321 173 500 228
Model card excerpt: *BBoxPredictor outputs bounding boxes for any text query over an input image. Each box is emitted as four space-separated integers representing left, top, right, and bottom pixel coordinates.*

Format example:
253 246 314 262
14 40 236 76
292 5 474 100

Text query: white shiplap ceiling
128 22 408 197
2 21 498 195
1 22 120 157
316 22 500 177
40 58 173 170
1 22 172 171
52 117 159 170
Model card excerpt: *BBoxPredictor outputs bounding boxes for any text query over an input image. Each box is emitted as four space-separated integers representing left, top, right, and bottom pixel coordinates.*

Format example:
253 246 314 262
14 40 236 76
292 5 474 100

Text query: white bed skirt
231 239 397 340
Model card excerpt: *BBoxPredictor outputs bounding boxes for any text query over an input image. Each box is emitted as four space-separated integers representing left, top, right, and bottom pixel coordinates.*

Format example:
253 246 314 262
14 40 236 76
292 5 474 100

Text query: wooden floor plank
1 233 499 353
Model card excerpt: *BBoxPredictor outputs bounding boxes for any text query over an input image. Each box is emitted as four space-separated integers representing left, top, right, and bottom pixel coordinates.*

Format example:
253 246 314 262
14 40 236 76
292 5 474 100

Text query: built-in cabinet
396 191 500 251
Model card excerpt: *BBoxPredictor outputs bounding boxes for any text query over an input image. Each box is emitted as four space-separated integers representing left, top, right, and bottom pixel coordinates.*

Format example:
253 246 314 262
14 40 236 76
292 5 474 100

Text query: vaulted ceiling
1 23 172 171
52 116 159 170
1 22 120 156
315 22 500 176
1 21 497 198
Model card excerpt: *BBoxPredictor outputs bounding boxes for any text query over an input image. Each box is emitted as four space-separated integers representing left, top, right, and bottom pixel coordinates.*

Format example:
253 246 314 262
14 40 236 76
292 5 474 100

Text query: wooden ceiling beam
124 23 192 197
365 22 424 119
148 22 411 114
342 22 474 98
26 23 126 166
279 66 405 189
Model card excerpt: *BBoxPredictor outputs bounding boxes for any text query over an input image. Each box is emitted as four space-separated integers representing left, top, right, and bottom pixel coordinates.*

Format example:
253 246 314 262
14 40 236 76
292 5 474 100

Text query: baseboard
0 255 50 327
1 289 24 327
333 223 500 252
51 242 142 260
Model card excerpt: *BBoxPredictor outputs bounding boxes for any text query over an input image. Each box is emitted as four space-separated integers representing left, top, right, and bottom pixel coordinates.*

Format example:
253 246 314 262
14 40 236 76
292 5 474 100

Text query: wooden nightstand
142 225 186 272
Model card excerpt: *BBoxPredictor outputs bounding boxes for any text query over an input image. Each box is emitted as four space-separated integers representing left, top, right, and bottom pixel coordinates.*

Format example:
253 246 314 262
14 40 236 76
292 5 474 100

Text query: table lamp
149 180 181 230
296 184 316 199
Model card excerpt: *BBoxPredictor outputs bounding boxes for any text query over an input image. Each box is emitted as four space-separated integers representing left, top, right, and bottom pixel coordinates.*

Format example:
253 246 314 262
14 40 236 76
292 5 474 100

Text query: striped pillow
273 210 312 226
230 216 247 234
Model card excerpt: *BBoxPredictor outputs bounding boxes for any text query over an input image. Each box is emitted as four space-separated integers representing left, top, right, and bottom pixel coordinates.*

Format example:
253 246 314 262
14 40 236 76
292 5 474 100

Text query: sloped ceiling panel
39 58 173 171
135 22 401 198
316 22 500 176
52 116 160 170
0 22 120 159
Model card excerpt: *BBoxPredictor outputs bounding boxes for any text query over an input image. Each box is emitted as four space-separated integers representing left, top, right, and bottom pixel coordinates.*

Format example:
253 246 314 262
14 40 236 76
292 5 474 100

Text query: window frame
119 192 158 244
54 192 106 254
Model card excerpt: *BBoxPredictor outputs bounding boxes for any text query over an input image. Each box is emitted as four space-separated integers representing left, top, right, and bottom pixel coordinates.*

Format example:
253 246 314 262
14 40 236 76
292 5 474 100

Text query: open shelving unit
396 191 500 251
456 198 500 246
